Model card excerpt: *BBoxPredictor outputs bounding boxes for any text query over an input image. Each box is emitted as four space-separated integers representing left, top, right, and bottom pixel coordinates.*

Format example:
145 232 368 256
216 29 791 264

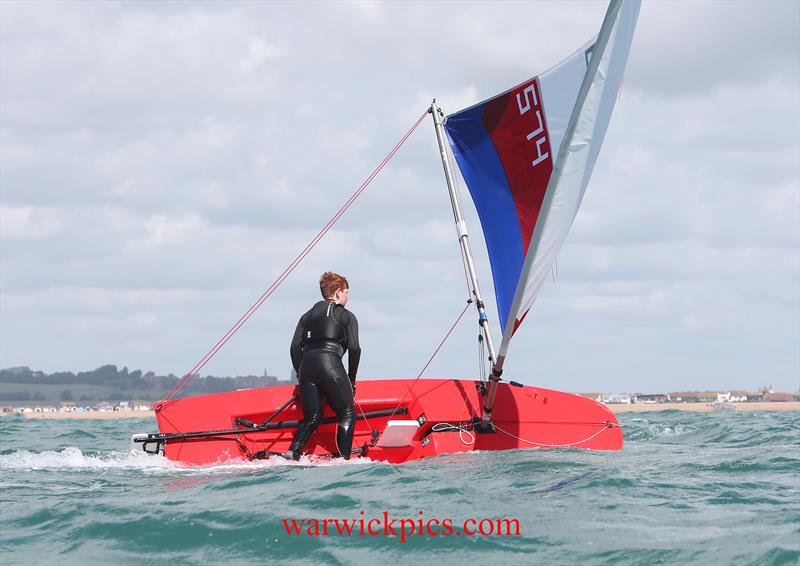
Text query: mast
429 101 501 427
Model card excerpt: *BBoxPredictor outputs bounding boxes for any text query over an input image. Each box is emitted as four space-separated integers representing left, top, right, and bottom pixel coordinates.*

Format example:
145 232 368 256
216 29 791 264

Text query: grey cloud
1 1 798 392
626 0 800 94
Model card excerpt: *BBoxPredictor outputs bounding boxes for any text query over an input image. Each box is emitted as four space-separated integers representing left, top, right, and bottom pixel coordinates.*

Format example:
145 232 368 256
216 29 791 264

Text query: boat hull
150 379 622 465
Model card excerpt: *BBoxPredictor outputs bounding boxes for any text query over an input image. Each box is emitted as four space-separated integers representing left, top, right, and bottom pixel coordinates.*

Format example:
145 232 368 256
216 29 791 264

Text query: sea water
1 410 798 565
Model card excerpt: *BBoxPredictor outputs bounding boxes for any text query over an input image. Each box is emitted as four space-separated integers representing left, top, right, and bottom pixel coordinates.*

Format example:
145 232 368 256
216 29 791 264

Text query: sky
1 0 798 394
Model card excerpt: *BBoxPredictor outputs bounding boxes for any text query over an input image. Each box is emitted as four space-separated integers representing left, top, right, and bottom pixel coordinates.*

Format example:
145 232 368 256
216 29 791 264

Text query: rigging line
389 300 472 417
415 301 471 378
431 422 475 446
352 381 373 434
477 333 486 383
476 334 481 382
165 108 430 401
355 399 372 434
494 423 613 448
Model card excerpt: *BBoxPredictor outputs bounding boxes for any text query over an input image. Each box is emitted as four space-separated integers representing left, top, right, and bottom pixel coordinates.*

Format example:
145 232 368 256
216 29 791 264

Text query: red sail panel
482 78 554 256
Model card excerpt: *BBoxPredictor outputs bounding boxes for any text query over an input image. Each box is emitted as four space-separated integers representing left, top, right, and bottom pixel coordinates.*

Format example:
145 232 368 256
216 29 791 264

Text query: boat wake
0 446 381 474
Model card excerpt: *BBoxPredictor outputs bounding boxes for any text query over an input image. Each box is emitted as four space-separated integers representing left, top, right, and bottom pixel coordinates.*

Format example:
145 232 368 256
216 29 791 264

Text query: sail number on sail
515 80 550 168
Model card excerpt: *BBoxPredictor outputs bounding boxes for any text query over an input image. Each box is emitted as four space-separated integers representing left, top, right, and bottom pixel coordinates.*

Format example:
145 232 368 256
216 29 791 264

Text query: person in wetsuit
285 271 361 460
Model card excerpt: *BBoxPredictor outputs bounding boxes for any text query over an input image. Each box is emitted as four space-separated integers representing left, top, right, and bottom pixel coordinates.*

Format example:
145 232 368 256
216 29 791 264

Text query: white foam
0 446 382 474
646 423 690 437
0 447 174 472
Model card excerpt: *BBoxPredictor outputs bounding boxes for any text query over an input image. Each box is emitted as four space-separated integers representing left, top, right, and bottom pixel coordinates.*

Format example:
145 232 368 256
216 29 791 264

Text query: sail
445 0 640 354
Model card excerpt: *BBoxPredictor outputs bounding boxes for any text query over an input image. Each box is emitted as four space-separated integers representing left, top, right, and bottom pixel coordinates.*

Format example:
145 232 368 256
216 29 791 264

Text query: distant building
578 393 603 402
669 391 718 403
763 392 795 402
635 394 668 404
729 390 750 402
599 393 632 404
717 392 748 403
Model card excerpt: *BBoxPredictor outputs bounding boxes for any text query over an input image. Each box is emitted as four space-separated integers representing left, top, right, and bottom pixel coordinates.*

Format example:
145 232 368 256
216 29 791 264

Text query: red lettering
333 519 356 536
497 518 520 536
282 519 303 535
281 515 521 538
399 519 415 543
306 518 320 536
382 511 398 536
367 518 381 536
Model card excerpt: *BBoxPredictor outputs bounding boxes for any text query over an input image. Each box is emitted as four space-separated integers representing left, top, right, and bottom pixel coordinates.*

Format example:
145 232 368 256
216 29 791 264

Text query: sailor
284 272 361 460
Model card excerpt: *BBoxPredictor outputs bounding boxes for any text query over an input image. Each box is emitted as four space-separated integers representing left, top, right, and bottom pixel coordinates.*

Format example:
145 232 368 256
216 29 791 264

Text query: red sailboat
134 0 640 466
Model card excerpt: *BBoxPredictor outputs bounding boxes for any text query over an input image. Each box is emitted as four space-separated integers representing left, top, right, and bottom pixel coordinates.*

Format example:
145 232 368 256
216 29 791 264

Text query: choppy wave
1 410 798 565
622 410 800 446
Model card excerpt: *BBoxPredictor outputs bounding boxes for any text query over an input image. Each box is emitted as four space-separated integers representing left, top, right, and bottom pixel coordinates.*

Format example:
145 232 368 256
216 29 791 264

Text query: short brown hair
320 272 349 299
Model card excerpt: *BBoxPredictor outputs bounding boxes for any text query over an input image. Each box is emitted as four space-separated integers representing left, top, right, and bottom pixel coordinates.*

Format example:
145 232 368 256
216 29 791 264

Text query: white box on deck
377 420 420 448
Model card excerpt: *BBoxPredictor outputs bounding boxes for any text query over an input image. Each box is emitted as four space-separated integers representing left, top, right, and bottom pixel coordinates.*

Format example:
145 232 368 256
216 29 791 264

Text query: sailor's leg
288 380 323 459
319 368 356 460
334 400 356 460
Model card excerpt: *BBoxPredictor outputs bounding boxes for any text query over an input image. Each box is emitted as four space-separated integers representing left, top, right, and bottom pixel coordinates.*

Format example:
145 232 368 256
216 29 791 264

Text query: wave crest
0 446 379 473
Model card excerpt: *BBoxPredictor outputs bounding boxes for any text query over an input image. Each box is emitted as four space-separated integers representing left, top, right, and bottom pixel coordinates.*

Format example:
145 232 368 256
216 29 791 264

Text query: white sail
495 0 641 361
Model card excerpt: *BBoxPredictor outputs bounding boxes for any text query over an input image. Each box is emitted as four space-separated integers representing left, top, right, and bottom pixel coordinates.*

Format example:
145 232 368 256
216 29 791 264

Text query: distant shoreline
3 401 798 420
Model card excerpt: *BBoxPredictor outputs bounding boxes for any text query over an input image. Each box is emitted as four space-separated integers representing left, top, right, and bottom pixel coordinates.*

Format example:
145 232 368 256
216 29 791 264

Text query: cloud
1 1 798 392
239 38 289 73
627 0 800 94
0 206 62 239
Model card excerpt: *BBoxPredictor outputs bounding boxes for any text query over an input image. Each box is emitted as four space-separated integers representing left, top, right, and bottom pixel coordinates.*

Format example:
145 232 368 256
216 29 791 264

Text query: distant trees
0 365 293 403
2 392 30 401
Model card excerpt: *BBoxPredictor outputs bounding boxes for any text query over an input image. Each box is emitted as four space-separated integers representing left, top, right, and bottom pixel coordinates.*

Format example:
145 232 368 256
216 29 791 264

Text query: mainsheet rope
165 108 430 401
494 422 618 448
422 421 617 449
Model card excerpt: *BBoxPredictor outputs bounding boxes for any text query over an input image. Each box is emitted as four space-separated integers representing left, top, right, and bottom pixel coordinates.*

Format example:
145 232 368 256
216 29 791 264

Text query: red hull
151 379 622 465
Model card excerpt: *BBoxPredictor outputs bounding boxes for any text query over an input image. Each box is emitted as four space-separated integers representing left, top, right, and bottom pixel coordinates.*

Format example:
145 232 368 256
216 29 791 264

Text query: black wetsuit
288 300 361 459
